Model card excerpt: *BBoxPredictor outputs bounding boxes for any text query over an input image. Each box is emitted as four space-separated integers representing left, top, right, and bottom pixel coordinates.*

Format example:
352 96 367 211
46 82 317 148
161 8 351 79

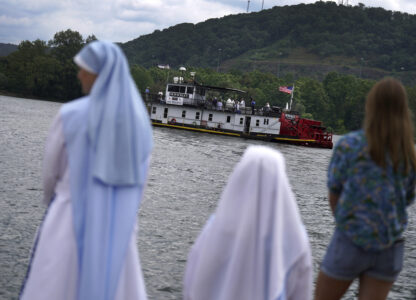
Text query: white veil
184 146 312 300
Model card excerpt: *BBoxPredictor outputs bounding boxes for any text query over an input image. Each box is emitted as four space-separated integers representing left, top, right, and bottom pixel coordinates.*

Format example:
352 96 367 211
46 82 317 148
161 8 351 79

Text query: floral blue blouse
328 130 416 251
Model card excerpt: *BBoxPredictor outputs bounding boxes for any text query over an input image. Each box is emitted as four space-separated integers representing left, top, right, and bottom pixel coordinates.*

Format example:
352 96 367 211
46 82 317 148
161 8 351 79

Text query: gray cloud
0 0 415 45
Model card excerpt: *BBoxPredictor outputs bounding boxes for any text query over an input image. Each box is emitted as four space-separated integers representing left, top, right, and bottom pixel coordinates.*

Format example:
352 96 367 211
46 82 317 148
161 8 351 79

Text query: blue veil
61 41 152 299
74 40 152 186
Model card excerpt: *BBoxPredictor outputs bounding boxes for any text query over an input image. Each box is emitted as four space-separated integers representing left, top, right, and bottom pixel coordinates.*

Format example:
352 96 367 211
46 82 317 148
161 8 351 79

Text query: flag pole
289 83 295 111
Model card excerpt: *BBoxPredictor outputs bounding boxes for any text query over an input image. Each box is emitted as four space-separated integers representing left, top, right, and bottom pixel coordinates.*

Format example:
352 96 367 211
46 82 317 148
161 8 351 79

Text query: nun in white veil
20 41 152 300
184 146 312 300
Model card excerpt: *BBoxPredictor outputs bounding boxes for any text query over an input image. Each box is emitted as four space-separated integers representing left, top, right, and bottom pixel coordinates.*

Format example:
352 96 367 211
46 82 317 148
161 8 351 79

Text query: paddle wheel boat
144 77 333 149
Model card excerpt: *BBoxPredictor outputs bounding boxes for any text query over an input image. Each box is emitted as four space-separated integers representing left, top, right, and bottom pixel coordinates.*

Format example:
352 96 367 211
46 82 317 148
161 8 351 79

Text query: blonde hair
365 78 416 173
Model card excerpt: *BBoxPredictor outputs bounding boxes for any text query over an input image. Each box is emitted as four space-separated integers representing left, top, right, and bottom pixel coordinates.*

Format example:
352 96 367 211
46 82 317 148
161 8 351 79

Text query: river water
1 95 416 299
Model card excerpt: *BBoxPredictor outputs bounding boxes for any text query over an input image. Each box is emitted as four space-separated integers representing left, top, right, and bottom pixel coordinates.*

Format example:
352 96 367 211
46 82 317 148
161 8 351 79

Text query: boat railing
144 94 281 117
143 93 163 103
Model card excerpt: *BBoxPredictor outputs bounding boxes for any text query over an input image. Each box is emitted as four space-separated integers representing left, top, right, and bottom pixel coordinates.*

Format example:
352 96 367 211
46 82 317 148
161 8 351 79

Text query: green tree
4 39 49 95
47 30 97 100
131 65 154 93
48 29 84 61
2 30 96 101
296 77 331 121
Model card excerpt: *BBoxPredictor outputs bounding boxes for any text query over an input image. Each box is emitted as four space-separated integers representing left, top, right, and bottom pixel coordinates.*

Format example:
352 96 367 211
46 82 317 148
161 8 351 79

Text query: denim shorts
321 229 404 282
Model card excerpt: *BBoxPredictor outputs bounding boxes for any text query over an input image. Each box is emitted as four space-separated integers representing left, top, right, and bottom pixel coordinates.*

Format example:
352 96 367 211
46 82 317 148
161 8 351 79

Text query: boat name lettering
169 92 189 98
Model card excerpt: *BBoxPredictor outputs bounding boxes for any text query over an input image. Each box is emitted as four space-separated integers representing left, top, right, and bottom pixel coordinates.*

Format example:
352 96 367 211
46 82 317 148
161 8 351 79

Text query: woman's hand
329 192 340 216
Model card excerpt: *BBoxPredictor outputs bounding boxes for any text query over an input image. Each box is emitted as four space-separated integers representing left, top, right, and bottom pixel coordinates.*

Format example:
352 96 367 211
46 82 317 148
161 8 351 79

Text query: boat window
164 108 168 118
240 118 243 125
168 85 180 92
182 110 186 118
187 87 194 94
196 87 206 96
208 114 213 121
152 106 156 114
256 120 260 126
195 112 200 120
179 86 186 93
226 116 231 123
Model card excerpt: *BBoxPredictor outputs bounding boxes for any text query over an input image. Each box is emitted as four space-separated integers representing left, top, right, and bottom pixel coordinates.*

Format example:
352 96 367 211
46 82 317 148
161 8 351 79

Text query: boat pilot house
145 76 333 149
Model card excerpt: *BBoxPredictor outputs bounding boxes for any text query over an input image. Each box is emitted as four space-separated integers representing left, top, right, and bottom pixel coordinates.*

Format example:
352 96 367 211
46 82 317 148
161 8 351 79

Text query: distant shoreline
0 90 64 103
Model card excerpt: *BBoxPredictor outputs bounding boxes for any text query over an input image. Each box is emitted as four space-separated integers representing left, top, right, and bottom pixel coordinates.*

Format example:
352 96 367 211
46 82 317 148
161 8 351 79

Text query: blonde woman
315 78 416 300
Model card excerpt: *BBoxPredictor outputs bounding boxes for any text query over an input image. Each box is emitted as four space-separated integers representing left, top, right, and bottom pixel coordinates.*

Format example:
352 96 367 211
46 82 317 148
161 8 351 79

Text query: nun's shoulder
60 96 89 115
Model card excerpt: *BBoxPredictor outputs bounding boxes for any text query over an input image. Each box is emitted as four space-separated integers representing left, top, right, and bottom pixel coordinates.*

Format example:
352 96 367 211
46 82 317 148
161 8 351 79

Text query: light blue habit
60 41 152 299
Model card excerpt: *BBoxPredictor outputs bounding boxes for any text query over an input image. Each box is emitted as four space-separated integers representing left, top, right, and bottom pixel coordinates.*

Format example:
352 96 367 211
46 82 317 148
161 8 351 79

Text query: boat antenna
261 0 264 10
247 0 250 12
289 84 295 111
179 66 186 83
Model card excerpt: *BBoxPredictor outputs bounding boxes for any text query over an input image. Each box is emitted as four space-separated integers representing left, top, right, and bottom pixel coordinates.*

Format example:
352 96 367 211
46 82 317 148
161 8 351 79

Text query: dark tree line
0 29 96 101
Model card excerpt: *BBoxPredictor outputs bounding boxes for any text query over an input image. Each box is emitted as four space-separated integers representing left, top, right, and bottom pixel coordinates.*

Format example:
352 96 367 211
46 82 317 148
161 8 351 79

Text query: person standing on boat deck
217 99 223 111
240 98 245 113
250 97 256 115
314 78 416 300
265 102 271 116
184 146 313 300
226 98 232 111
212 97 218 110
20 41 152 300
145 86 150 101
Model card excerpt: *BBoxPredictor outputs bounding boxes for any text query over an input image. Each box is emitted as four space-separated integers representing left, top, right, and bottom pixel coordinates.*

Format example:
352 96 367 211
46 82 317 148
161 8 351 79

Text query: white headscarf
184 146 312 300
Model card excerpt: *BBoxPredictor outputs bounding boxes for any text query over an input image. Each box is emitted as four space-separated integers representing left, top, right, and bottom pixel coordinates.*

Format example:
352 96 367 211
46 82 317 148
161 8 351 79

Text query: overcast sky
1 0 416 45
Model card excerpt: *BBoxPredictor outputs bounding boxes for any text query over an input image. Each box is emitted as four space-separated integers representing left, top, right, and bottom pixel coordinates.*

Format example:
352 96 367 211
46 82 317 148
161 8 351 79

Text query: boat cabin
165 81 206 106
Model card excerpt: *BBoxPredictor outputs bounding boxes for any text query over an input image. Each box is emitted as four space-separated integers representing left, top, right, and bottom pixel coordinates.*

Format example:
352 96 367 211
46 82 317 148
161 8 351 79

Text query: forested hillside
0 43 17 56
122 2 416 82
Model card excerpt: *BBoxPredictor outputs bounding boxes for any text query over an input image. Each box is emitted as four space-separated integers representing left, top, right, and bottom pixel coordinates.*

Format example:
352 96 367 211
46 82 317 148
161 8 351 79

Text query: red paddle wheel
279 113 333 149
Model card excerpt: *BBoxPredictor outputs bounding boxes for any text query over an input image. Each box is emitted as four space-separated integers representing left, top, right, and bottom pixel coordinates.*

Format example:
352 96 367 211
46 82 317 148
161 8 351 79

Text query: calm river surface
1 95 416 299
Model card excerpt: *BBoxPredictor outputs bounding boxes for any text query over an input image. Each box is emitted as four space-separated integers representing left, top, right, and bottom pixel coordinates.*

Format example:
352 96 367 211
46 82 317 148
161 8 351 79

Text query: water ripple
1 95 416 299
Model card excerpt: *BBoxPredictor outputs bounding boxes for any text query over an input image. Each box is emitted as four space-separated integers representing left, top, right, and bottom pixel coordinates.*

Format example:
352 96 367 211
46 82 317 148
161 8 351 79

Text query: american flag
279 86 293 94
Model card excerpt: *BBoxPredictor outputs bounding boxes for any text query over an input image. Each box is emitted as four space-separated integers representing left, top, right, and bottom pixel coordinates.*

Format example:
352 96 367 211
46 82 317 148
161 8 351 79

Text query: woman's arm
329 192 340 216
42 113 66 205
327 140 347 216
